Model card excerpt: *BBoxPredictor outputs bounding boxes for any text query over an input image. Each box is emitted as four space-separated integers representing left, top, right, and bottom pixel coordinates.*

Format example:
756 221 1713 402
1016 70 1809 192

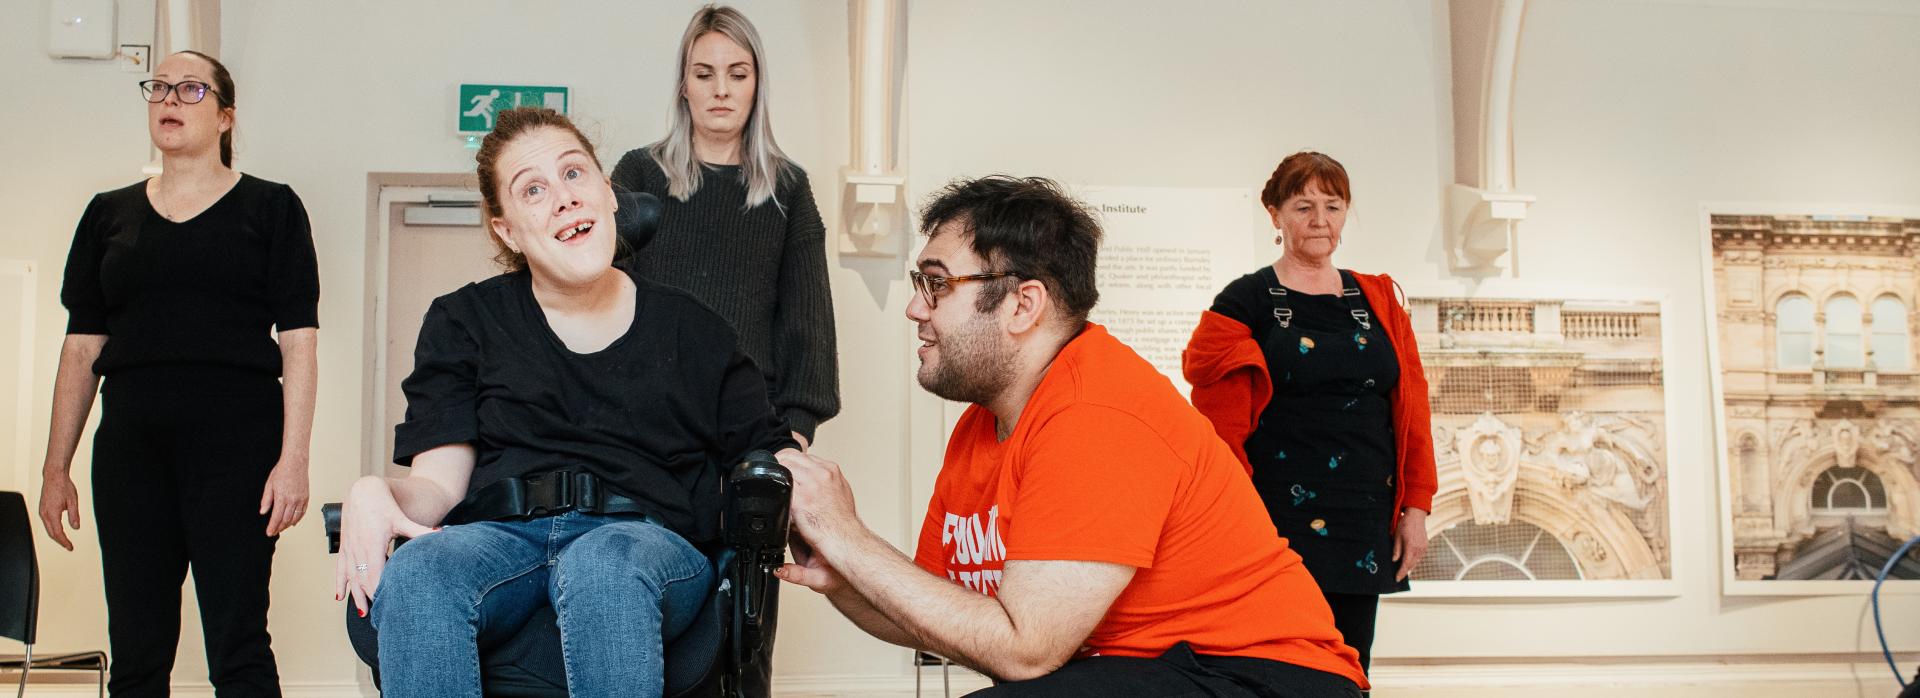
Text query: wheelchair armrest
323 502 342 554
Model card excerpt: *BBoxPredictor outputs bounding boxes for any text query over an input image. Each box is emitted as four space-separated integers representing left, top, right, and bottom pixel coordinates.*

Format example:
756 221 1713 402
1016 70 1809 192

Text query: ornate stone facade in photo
1408 296 1671 582
1711 214 1920 581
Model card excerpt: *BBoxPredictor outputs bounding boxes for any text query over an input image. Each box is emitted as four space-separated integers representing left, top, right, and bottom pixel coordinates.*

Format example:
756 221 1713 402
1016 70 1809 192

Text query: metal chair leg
913 651 954 698
16 643 31 698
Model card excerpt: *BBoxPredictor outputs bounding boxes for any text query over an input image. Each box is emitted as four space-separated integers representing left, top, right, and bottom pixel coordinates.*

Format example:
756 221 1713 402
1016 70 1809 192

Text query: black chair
323 453 791 697
0 491 108 698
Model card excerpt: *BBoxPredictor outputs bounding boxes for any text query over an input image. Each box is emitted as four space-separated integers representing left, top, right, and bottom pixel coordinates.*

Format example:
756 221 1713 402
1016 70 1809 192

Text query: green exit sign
458 84 569 134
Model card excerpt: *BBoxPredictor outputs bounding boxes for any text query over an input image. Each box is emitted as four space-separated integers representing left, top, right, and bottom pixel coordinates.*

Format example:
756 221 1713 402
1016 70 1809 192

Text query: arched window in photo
1825 294 1863 368
1412 520 1584 581
1872 295 1909 371
1775 294 1815 369
1811 466 1887 513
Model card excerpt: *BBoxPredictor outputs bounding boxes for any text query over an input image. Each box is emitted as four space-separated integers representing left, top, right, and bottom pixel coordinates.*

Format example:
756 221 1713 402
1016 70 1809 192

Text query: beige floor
1384 682 1899 698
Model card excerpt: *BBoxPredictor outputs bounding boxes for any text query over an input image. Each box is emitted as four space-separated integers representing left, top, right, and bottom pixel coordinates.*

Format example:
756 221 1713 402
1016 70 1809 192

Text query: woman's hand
259 457 310 536
38 472 82 552
334 476 437 617
1393 507 1430 581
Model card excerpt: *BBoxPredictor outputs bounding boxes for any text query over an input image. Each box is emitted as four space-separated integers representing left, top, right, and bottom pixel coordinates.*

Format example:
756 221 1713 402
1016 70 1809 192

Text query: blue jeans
371 512 713 698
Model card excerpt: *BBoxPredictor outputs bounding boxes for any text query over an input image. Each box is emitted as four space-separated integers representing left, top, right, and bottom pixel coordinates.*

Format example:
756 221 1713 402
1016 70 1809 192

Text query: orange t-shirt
914 323 1367 688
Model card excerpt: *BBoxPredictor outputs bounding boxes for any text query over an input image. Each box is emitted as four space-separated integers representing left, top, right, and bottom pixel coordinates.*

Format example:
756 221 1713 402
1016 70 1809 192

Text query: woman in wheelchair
335 106 799 697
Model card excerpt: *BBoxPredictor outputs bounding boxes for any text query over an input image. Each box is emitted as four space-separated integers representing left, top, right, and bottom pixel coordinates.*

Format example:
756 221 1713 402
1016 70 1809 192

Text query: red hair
1260 151 1351 209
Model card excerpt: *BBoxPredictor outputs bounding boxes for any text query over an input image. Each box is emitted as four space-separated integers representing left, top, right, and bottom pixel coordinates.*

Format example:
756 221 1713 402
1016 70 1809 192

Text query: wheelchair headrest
615 191 663 253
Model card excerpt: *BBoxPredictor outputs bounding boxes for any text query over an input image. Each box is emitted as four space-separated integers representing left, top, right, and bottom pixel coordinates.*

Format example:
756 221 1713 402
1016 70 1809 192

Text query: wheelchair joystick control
724 450 792 683
726 450 793 565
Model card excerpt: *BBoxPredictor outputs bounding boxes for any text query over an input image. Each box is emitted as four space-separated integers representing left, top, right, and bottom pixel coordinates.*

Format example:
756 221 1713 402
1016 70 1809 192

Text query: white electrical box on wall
48 0 118 59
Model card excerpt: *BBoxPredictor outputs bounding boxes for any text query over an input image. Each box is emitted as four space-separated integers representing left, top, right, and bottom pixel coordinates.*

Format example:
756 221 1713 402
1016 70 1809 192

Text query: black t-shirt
392 267 795 544
59 175 320 377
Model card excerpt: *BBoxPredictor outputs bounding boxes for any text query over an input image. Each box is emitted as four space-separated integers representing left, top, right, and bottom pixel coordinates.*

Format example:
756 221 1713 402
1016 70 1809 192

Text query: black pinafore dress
1243 269 1408 594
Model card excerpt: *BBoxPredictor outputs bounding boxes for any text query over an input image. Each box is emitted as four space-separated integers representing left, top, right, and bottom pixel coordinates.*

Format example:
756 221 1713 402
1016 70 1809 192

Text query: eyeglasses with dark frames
909 269 1020 309
138 79 223 105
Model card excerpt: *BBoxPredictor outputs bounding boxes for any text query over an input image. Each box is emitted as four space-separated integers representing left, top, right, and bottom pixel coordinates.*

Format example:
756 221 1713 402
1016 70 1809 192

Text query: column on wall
1533 300 1562 347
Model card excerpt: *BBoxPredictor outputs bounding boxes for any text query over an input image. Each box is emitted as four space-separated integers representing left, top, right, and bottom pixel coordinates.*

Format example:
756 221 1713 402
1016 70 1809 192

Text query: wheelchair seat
325 452 790 698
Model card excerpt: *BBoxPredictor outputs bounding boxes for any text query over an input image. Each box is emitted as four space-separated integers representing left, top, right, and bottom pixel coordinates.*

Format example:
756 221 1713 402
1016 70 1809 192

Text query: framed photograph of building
1399 286 1679 598
1703 205 1920 595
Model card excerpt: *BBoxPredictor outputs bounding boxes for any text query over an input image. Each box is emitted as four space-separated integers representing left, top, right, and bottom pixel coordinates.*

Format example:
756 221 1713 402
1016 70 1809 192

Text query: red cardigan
1181 270 1438 528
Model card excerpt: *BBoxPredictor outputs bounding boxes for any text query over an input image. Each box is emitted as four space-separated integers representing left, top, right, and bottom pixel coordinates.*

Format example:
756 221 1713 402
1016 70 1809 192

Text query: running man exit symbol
458 84 569 133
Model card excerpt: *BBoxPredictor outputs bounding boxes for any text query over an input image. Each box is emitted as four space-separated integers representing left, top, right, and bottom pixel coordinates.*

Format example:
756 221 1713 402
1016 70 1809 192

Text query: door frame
361 173 478 478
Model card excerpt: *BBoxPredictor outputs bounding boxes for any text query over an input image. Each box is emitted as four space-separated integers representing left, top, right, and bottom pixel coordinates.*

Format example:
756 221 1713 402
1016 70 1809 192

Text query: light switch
49 0 118 59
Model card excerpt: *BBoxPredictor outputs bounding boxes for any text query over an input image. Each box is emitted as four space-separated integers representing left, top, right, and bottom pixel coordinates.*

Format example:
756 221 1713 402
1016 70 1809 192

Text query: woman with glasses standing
612 5 838 451
39 50 317 696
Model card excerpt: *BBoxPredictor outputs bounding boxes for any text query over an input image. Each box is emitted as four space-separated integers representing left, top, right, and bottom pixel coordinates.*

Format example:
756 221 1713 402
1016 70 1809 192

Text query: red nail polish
335 593 342 601
359 608 367 618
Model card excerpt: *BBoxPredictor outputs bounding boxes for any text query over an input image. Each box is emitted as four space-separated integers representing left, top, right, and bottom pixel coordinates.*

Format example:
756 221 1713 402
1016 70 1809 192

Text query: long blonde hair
649 4 792 209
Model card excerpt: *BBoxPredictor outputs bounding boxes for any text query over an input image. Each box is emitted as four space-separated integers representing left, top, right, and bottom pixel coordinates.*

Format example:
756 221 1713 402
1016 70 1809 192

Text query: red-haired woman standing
1183 151 1436 673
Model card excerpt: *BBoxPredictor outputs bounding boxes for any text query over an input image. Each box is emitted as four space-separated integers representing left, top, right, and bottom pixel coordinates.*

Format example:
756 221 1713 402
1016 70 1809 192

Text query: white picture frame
1391 279 1684 600
1699 201 1920 597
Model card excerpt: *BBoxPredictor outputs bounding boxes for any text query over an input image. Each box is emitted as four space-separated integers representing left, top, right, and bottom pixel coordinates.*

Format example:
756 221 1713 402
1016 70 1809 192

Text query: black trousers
967 642 1361 698
1322 591 1380 674
92 371 283 697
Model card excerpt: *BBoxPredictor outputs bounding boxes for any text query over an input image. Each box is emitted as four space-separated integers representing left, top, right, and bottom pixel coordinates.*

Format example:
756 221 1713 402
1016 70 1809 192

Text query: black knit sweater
610 149 840 441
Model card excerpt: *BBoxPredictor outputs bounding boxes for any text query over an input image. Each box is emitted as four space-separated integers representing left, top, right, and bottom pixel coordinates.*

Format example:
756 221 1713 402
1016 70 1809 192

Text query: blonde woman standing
613 4 838 451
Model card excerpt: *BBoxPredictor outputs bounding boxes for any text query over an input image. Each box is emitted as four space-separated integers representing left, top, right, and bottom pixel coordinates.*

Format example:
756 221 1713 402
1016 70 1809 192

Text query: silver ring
354 563 370 573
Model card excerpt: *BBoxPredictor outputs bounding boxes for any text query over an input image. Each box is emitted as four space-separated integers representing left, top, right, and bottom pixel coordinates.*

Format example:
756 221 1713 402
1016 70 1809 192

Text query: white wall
4 0 1919 694
5 0 165 679
1442 0 1920 658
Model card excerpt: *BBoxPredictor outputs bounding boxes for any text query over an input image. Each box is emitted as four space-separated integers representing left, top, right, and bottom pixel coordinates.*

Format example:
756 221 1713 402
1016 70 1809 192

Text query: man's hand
775 450 861 544
776 532 847 594
1394 507 1430 581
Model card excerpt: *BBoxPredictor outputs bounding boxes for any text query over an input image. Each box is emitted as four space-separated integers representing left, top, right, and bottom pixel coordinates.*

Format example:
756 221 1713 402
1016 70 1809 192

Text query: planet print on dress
1356 550 1379 574
1328 453 1343 469
1290 484 1317 506
1353 333 1369 349
1274 449 1287 460
1298 337 1315 354
1310 518 1329 536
